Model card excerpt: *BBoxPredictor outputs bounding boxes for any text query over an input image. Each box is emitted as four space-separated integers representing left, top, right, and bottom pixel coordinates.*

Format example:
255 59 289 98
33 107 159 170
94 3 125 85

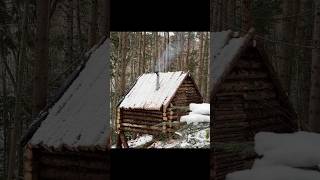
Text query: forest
0 0 109 179
212 0 320 132
110 32 210 147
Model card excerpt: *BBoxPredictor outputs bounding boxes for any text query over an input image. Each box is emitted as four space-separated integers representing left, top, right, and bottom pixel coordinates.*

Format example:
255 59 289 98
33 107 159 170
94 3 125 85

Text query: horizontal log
171 98 195 102
121 119 159 126
122 113 163 121
226 70 268 80
214 110 245 116
121 109 162 115
220 81 274 92
121 123 164 131
35 146 109 155
213 106 244 111
119 126 175 134
176 89 199 94
172 102 201 106
122 110 163 116
235 59 262 69
173 97 202 102
214 114 247 120
243 93 276 101
38 156 108 171
168 115 179 120
168 106 189 110
214 122 249 129
243 100 280 109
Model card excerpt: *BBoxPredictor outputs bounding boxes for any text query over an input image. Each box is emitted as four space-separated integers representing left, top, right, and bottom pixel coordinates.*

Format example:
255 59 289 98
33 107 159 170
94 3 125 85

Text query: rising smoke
155 32 184 72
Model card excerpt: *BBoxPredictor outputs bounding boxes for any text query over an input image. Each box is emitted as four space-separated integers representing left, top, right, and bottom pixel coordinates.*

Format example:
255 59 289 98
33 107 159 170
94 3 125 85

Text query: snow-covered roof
119 71 188 110
211 29 255 95
29 38 109 149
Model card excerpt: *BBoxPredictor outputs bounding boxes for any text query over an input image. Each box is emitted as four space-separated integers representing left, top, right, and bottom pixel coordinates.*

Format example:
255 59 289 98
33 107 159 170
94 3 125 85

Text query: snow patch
189 103 210 115
226 131 320 180
127 135 153 148
254 131 320 167
180 114 210 125
226 165 320 180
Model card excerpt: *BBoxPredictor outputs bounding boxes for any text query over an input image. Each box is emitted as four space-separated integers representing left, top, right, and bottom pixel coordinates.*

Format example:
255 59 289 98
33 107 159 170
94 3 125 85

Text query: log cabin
210 29 298 180
22 38 110 180
116 71 203 147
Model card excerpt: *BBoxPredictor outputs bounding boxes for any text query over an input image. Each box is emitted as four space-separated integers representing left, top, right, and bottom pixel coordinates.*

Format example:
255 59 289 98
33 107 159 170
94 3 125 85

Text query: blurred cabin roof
28 38 109 150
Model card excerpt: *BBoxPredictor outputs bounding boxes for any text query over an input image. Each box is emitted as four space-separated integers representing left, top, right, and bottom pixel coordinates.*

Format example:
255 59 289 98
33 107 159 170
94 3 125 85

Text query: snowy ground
226 131 320 180
147 122 210 149
112 103 210 149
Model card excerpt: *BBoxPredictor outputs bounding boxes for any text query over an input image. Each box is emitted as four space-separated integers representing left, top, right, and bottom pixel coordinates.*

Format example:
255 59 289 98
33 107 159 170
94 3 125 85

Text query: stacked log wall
119 76 203 135
212 48 294 180
213 49 293 143
119 109 165 134
171 76 203 107
25 147 110 180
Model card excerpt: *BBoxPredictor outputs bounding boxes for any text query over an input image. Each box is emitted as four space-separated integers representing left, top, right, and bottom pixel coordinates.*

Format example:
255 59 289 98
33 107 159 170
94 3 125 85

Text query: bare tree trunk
8 1 33 179
88 0 98 47
1 50 8 178
65 0 73 65
142 32 146 73
211 0 224 31
120 32 128 96
138 32 142 75
280 0 299 92
185 32 191 71
76 0 83 51
32 0 50 116
207 33 211 101
202 32 209 101
153 32 158 71
101 0 110 37
309 0 320 132
241 0 253 31
198 33 204 93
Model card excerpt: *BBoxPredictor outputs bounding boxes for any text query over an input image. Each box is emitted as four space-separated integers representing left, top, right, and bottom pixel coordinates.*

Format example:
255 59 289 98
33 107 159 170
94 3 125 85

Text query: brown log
214 110 245 116
220 81 274 92
38 156 108 170
226 70 267 80
214 114 247 120
235 59 262 69
122 111 163 119
120 126 175 134
25 147 33 160
121 123 163 131
121 119 159 126
120 132 128 148
121 114 163 122
121 108 162 115
24 159 33 172
168 115 179 120
243 92 276 100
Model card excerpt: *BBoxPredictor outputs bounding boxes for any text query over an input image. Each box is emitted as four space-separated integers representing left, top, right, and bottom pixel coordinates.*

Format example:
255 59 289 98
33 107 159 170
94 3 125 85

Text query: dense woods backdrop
110 32 210 140
211 0 320 132
0 0 109 179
